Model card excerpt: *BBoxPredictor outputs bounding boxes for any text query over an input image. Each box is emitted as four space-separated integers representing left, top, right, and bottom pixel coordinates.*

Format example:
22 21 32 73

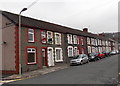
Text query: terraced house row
0 11 115 74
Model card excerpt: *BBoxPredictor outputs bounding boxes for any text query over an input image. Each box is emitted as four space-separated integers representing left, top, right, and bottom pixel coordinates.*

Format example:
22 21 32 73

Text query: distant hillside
101 32 120 43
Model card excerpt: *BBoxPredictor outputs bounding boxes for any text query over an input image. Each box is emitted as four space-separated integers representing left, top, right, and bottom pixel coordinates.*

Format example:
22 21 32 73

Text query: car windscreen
73 55 80 59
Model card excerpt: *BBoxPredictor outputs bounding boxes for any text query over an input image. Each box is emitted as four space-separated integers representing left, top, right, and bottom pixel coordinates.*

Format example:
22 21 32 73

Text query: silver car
70 54 89 65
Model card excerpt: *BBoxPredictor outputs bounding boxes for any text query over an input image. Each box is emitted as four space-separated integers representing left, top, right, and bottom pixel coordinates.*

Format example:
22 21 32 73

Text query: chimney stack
83 28 88 32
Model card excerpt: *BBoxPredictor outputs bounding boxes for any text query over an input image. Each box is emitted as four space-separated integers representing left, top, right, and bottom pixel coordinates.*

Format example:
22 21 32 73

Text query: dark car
102 51 111 57
88 52 99 61
97 52 105 59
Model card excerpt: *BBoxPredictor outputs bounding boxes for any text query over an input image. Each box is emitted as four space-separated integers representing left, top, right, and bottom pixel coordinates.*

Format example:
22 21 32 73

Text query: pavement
0 63 69 84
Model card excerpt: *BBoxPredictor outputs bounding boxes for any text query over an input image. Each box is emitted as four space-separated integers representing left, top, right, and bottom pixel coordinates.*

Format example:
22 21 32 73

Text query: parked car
102 51 111 57
70 54 89 65
110 50 117 55
88 52 99 61
97 52 105 59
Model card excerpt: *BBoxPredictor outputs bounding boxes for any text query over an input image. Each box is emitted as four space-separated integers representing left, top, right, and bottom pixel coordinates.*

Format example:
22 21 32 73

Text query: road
9 55 118 84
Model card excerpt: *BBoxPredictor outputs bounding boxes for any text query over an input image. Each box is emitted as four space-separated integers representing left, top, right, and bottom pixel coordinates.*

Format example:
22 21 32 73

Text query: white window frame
27 48 36 64
67 34 73 44
55 48 63 62
74 47 78 56
67 46 73 57
28 29 35 42
77 37 79 44
55 32 61 45
41 31 47 43
87 37 90 44
47 31 53 44
88 46 91 54
73 35 77 44
81 37 84 45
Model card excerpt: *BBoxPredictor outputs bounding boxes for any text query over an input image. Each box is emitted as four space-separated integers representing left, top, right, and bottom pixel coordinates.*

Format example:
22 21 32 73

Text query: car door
83 55 87 62
82 54 86 63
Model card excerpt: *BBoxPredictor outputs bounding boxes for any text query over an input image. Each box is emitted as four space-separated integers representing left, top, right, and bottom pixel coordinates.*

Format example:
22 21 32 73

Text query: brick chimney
83 28 88 32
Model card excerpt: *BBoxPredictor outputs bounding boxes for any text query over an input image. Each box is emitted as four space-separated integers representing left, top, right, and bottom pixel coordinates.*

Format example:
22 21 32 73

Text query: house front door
48 47 54 66
41 48 48 67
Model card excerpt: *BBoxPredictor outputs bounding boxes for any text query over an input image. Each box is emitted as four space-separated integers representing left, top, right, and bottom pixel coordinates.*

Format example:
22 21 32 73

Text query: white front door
48 47 54 66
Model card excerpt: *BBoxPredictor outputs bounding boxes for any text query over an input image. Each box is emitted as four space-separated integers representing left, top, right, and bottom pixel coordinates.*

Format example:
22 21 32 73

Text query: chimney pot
83 28 88 32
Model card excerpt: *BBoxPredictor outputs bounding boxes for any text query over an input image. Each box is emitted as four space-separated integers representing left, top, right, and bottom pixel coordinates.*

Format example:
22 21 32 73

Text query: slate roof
1 11 112 41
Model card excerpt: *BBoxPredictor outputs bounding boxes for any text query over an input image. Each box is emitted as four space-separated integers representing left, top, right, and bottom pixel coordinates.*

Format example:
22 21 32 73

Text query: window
27 48 37 64
87 37 90 44
88 46 91 54
41 30 47 43
77 37 79 44
74 47 79 56
73 35 77 44
95 39 98 46
81 37 84 45
28 29 35 42
47 31 53 44
99 40 102 45
67 34 73 44
55 32 61 45
55 48 63 62
68 46 73 57
82 48 84 54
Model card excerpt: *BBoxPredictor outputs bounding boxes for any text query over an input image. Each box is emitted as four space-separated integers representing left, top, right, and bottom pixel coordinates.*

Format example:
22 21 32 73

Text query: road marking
119 72 120 75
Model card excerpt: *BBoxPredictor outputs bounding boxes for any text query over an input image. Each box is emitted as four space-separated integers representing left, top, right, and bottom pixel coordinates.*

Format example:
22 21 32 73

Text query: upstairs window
47 31 53 44
55 32 61 45
41 30 47 43
87 37 90 44
28 29 35 42
81 37 84 45
73 35 77 44
67 34 73 44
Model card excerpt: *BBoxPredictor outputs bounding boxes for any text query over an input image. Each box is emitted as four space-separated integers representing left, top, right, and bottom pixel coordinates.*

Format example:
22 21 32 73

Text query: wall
2 15 16 71
0 11 2 76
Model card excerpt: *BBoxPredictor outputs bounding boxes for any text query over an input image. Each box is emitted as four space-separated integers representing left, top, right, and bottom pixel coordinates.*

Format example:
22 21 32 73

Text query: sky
0 0 119 33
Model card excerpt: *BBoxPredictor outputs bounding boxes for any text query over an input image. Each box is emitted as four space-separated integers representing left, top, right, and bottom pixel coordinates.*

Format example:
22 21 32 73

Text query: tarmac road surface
8 54 118 84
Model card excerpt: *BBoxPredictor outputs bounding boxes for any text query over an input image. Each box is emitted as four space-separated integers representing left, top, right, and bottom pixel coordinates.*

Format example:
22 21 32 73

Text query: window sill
27 62 37 65
55 60 63 62
28 41 35 43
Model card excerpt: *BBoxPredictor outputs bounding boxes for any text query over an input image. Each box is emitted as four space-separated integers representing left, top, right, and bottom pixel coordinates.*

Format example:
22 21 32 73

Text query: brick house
0 11 115 74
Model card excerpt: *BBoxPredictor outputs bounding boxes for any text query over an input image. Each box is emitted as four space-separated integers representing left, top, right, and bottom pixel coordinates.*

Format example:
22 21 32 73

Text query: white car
110 50 117 55
70 54 89 65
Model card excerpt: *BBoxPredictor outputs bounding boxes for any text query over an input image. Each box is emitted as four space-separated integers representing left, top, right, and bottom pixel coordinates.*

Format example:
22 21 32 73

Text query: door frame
47 47 54 66
40 47 48 68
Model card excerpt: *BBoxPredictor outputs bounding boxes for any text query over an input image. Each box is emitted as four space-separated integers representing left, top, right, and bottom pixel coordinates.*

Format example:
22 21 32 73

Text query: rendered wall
2 15 16 71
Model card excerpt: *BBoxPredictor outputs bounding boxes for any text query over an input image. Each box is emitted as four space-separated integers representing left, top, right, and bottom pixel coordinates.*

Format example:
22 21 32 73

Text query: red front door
41 47 48 67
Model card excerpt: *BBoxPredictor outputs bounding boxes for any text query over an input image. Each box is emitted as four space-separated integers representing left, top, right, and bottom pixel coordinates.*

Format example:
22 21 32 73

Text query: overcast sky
0 0 119 33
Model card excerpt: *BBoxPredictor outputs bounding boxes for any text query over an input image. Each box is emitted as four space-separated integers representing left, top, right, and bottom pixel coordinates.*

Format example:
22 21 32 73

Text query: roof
1 11 113 41
2 11 86 36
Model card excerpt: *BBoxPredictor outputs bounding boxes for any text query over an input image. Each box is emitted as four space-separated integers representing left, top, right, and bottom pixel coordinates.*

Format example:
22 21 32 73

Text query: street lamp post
19 8 27 75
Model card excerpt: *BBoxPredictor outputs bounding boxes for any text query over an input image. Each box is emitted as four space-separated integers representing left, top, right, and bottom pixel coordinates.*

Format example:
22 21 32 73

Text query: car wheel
80 61 83 65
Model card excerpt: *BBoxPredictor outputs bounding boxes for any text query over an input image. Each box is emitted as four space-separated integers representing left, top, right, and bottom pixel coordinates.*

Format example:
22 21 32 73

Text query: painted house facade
0 11 115 74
